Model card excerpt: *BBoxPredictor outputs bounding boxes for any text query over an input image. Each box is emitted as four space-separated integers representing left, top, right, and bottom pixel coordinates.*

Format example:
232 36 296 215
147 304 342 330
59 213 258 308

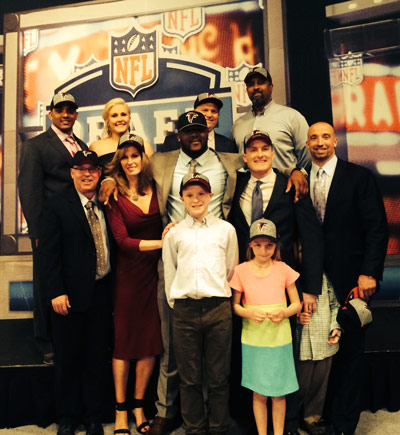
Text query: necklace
252 260 271 269
129 190 139 201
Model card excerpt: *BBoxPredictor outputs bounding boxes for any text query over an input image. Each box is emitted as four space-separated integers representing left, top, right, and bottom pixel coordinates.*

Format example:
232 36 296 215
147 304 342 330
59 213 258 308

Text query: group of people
17 66 388 435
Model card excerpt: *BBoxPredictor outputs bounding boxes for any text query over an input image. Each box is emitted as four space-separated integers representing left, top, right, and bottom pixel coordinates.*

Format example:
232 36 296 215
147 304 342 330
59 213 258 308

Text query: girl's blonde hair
101 98 131 138
104 145 152 197
246 238 282 262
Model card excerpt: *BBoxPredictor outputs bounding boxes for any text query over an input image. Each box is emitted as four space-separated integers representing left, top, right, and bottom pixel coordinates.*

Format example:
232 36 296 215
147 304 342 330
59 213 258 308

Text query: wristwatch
292 166 309 178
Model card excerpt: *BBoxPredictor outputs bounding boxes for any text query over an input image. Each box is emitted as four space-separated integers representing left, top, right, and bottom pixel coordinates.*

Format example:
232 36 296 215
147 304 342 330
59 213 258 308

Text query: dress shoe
85 421 104 435
43 351 54 365
301 420 328 435
147 416 175 435
57 424 75 435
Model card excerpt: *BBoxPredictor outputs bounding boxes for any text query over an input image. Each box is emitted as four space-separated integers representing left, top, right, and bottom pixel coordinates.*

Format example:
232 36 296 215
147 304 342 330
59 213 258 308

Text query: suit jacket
228 169 324 295
322 159 388 303
38 187 113 312
18 127 88 238
150 149 243 225
158 132 238 153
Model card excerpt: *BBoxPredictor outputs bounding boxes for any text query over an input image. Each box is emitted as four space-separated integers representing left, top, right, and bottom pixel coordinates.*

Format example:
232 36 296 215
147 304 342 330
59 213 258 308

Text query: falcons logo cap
177 111 208 132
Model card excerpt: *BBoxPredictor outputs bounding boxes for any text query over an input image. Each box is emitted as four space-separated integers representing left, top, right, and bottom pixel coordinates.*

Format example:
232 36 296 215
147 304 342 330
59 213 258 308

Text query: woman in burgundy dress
105 135 163 435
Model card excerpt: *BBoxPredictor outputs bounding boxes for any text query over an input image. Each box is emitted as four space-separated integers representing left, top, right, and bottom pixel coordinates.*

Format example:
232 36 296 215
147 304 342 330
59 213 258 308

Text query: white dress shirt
163 212 239 308
310 155 338 205
77 191 111 279
240 170 277 226
166 148 228 222
207 130 216 150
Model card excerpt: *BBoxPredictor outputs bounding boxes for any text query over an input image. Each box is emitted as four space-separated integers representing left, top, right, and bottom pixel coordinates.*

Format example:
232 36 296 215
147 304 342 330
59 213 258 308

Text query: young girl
230 218 301 435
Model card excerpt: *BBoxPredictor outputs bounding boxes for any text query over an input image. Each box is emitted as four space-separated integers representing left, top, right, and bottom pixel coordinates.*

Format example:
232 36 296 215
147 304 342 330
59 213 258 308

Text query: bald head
306 122 337 166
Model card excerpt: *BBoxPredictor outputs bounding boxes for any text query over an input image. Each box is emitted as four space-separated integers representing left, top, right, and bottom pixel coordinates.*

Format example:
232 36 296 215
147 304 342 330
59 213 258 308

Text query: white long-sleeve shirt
162 212 239 308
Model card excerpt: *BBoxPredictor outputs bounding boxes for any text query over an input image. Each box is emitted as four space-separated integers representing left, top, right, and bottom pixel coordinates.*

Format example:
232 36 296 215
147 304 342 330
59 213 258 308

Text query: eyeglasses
72 166 100 174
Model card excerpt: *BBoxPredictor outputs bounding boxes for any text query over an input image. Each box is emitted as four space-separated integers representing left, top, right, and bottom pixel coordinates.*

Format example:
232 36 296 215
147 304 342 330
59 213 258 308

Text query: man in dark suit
158 93 238 153
18 92 88 363
39 150 112 435
306 122 388 435
228 129 324 435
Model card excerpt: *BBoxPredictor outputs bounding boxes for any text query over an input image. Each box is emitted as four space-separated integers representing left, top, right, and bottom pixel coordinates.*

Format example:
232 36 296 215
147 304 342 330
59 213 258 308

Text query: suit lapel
159 150 179 214
325 158 346 221
67 188 93 241
46 128 75 165
264 170 286 216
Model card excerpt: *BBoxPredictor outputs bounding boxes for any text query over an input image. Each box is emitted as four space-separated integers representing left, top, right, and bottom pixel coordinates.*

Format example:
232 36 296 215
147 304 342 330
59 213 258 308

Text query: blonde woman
90 98 153 167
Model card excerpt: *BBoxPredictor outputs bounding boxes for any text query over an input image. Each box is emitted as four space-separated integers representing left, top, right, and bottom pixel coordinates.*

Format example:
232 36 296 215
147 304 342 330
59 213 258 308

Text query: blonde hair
101 98 131 138
246 238 282 262
104 145 153 197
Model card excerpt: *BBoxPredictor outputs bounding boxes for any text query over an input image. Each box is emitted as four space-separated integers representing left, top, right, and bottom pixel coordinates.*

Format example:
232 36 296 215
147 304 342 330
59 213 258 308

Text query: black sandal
114 402 131 434
131 399 150 434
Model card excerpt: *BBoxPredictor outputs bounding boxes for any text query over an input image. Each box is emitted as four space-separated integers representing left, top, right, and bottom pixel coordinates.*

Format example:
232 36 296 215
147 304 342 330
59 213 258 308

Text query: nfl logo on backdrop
162 8 205 42
110 22 159 98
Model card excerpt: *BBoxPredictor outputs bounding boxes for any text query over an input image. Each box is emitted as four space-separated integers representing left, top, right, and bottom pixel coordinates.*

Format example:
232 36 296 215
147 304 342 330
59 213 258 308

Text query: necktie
314 168 326 223
85 200 107 276
188 159 198 175
65 136 80 156
251 180 263 223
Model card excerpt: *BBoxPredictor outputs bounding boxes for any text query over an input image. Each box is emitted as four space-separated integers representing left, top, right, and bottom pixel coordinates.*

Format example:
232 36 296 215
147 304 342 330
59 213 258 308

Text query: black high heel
131 399 150 434
114 402 131 435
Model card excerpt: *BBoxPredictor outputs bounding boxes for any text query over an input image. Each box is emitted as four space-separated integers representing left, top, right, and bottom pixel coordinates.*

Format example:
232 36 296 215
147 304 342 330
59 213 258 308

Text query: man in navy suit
305 122 388 435
18 92 88 363
158 93 238 153
39 150 112 435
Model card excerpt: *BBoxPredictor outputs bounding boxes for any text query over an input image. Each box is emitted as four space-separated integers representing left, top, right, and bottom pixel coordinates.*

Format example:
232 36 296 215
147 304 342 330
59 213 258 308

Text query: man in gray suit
18 92 88 364
148 110 243 434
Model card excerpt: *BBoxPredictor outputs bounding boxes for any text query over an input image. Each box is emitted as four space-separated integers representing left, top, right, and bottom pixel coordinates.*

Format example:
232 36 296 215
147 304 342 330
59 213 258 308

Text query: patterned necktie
85 200 107 276
188 159 198 175
251 180 264 223
65 135 80 156
314 168 326 223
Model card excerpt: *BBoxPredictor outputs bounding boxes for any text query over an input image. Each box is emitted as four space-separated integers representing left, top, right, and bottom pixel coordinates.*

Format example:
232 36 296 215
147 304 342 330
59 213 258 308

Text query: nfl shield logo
110 23 159 98
330 53 364 87
162 8 205 42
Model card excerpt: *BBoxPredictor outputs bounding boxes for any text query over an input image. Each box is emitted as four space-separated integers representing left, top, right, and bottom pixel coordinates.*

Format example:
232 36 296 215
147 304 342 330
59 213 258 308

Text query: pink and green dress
230 260 299 397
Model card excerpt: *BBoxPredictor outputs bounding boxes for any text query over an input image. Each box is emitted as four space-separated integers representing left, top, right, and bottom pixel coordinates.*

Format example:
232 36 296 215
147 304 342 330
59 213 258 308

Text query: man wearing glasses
18 92 88 365
39 150 112 435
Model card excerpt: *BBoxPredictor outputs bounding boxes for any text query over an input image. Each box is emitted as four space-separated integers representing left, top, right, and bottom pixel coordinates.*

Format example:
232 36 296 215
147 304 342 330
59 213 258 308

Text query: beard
251 94 268 107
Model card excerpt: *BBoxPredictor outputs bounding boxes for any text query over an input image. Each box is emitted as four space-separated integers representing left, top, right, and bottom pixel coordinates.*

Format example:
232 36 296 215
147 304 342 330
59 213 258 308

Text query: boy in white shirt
162 172 238 435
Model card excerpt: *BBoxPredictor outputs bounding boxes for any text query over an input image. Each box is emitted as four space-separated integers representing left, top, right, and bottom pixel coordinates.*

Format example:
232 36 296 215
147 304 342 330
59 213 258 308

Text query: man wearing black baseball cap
159 92 237 153
231 66 311 202
18 91 88 364
39 149 112 435
148 110 243 434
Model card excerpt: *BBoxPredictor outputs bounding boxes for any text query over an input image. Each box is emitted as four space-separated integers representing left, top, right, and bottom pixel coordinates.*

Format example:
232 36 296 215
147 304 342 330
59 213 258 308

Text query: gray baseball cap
244 67 273 84
249 218 277 242
180 172 211 196
49 92 78 110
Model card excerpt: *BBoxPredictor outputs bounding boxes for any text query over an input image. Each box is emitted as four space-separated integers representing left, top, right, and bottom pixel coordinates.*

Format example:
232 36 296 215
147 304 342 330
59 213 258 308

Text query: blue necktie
251 180 263 223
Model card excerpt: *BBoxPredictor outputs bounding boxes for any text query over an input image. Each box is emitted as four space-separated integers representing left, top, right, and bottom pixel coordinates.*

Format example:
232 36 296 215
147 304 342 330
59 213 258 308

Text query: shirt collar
179 147 214 168
252 99 274 116
311 154 338 178
249 169 275 184
77 190 98 208
183 211 216 227
51 123 73 141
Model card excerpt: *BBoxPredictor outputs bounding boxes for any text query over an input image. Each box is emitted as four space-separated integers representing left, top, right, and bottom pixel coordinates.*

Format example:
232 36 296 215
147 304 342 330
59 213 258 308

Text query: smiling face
249 237 276 264
306 122 337 165
243 139 274 179
120 145 142 180
70 163 101 198
178 125 208 156
246 75 273 109
181 184 213 221
49 103 78 134
195 102 219 132
107 103 131 137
